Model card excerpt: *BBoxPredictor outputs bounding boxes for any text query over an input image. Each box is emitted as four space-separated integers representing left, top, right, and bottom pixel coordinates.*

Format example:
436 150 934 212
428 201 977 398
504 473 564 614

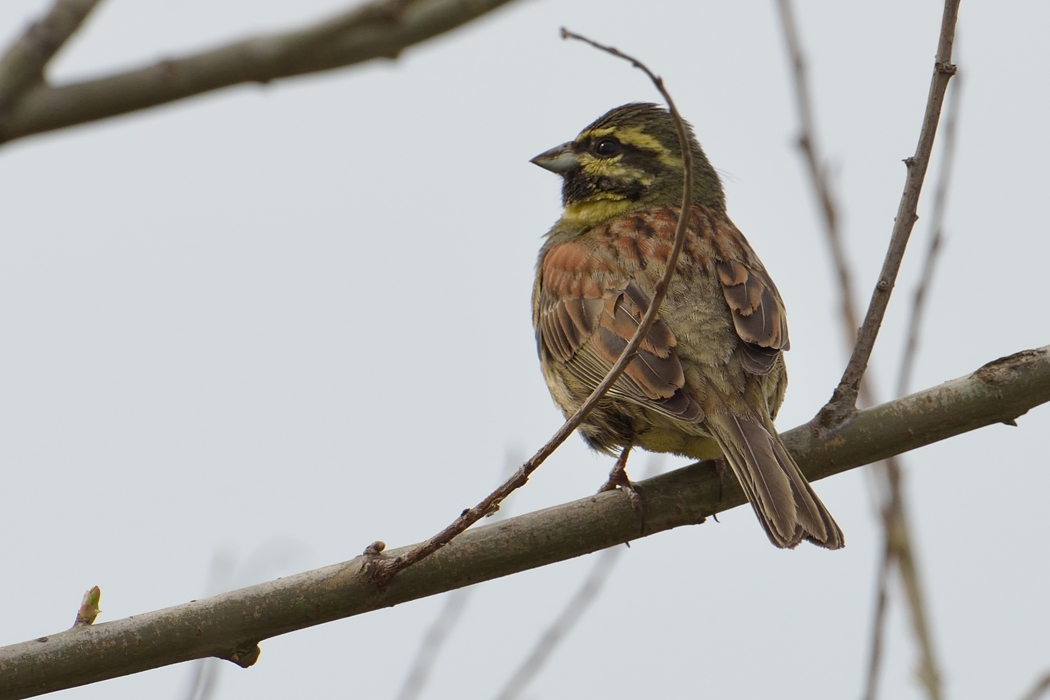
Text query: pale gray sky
1 1 1048 699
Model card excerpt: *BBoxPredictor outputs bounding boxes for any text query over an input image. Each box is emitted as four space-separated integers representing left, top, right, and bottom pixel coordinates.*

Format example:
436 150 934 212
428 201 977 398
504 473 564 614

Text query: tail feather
708 413 844 550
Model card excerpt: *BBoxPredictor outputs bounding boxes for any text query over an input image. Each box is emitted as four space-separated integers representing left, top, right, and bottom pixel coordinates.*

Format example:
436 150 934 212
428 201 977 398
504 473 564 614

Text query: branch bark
0 0 519 145
1 345 1047 700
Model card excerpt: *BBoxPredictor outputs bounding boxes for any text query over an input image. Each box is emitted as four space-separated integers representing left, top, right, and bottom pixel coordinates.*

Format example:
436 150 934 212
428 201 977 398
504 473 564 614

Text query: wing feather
536 242 703 423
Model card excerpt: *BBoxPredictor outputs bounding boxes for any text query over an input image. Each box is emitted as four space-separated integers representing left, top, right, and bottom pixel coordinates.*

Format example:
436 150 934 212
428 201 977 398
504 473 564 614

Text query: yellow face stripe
615 126 681 169
577 125 682 170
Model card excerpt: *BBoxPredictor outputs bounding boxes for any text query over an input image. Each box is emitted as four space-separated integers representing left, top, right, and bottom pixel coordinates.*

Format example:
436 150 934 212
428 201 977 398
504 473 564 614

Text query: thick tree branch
0 0 518 145
1 345 1047 699
0 0 100 114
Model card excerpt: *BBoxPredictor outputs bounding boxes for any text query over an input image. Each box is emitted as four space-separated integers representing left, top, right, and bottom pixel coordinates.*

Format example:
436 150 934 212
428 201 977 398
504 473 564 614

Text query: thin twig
0 0 101 114
369 30 695 586
1 345 1047 699
817 0 961 428
898 72 963 397
0 0 520 145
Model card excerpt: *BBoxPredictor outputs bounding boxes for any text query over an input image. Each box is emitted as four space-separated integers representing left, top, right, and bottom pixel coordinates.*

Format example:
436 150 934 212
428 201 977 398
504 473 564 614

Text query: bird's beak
530 142 579 174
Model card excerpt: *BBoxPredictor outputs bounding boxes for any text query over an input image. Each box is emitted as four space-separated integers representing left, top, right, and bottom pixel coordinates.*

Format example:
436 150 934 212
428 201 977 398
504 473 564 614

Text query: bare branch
0 0 519 145
368 31 695 585
0 346 1046 699
898 72 964 397
818 0 961 428
0 0 100 115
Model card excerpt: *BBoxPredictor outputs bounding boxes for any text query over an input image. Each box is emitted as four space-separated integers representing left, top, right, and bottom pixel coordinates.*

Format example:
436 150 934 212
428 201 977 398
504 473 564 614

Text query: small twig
0 0 101 115
898 72 963 397
817 0 961 428
1020 671 1050 700
369 30 695 585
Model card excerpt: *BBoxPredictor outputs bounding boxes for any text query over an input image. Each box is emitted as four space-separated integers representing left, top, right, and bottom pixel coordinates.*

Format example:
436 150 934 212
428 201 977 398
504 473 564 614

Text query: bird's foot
598 450 644 525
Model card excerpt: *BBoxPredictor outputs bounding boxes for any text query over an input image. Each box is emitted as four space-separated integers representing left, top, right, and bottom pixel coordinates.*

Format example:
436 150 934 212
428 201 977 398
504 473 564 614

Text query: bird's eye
593 137 621 157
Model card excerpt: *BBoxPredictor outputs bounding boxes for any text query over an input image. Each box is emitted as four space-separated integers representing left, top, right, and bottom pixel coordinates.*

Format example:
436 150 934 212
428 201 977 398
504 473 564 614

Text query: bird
530 102 843 549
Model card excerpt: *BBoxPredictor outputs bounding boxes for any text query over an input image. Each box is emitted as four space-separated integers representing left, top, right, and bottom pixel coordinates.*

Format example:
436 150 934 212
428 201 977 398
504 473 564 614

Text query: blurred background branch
1021 671 1050 700
0 0 519 144
393 451 521 700
490 456 660 700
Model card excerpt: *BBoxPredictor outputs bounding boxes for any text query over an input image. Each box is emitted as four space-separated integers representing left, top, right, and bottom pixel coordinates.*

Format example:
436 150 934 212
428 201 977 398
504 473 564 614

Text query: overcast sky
1 1 1048 699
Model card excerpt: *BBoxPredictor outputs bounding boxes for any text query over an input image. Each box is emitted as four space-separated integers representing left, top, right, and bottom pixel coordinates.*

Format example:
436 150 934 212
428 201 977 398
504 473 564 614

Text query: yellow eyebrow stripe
578 125 680 170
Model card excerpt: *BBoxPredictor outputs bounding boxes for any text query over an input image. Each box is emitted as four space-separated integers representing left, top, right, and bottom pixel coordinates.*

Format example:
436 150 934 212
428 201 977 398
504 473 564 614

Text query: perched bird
530 103 843 549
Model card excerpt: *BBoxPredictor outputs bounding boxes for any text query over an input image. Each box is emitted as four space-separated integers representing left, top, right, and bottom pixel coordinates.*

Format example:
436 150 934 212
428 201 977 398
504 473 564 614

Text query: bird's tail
706 412 844 549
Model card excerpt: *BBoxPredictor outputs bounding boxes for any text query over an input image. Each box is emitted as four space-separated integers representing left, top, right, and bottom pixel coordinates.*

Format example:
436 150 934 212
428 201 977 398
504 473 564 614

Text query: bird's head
531 103 725 229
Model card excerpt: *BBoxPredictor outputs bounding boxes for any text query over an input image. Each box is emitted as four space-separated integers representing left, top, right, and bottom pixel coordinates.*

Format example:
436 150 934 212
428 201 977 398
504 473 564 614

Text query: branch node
225 642 261 668
935 61 957 75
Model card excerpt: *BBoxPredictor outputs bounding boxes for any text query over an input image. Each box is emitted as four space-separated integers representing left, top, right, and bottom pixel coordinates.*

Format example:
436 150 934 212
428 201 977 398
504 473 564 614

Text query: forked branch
817 0 961 428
